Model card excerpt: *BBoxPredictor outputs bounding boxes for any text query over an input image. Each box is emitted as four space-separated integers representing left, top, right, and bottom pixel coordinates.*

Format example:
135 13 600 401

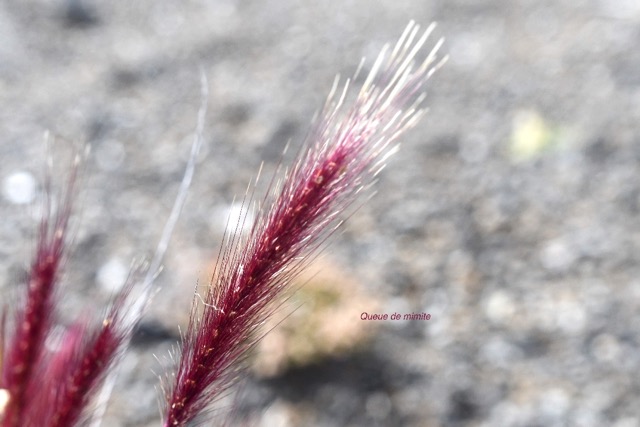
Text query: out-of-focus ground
2 1 640 426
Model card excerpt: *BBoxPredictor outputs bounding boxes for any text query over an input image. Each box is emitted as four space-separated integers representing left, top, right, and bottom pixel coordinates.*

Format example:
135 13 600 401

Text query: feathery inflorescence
25 275 139 427
0 21 445 427
0 70 207 425
0 153 142 427
0 154 78 427
163 21 447 426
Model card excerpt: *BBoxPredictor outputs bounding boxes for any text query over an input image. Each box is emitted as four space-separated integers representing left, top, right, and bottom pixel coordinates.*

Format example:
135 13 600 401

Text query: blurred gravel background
2 0 640 426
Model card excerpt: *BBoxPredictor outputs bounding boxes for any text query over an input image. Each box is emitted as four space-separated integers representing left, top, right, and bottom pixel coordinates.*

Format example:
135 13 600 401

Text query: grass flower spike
0 21 446 427
0 151 143 427
163 21 447 426
0 152 78 427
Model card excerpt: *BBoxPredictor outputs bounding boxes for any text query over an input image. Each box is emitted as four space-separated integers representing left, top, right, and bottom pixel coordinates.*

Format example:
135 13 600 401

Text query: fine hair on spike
162 21 446 427
0 21 446 427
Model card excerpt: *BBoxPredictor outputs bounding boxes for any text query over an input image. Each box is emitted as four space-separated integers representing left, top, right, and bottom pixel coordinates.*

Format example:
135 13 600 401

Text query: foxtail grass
0 21 446 427
163 21 446 426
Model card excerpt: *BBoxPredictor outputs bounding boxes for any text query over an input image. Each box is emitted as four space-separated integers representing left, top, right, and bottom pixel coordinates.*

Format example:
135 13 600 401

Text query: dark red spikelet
163 21 446 426
18 270 137 427
0 152 78 427
0 147 138 427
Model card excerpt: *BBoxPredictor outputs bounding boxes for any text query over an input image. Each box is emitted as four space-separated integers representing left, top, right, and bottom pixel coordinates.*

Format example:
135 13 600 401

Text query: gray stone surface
2 1 640 426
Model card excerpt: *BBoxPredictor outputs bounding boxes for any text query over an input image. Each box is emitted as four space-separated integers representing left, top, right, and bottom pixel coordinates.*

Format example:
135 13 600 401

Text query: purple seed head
163 21 446 426
0 149 142 427
0 152 78 427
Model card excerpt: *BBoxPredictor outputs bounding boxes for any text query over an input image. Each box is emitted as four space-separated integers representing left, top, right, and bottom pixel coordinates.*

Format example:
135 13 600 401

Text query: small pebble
97 257 128 293
539 388 570 420
259 400 292 427
539 238 576 272
2 171 36 204
484 290 515 324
